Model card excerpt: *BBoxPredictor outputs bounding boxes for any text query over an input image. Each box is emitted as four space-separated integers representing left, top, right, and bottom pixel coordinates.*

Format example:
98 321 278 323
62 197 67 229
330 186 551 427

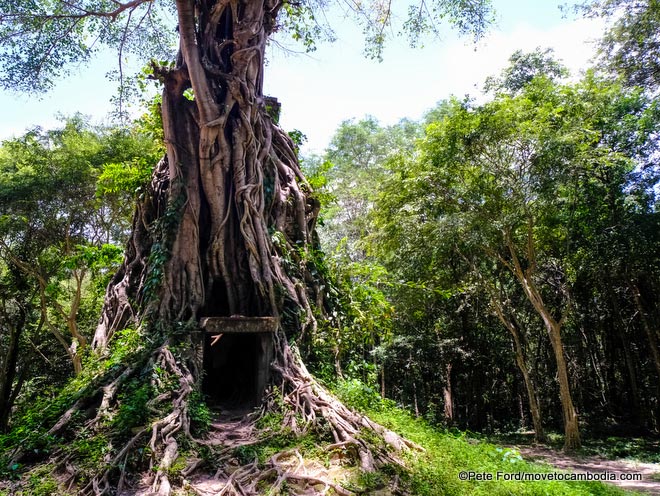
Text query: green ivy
143 189 186 304
188 392 212 435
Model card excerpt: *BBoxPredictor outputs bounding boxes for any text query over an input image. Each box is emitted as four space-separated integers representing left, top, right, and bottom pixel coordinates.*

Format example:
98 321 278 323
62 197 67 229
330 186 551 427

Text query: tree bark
94 0 319 347
443 362 453 423
547 320 581 450
79 1 411 492
504 234 580 451
0 305 24 433
631 282 660 381
469 263 547 443
490 299 546 442
608 290 643 423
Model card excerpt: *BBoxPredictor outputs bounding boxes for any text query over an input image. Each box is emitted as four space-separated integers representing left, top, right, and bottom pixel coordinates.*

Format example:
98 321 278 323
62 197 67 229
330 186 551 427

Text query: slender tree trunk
443 362 453 423
504 235 580 450
604 282 642 423
333 317 343 378
0 310 23 433
578 323 609 413
613 318 643 423
462 250 547 442
547 320 581 451
518 393 526 430
631 282 660 380
411 353 420 418
488 293 546 442
515 348 546 442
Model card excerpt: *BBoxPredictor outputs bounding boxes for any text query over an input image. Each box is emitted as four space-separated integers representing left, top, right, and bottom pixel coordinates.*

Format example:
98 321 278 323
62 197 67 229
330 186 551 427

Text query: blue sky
0 1 604 153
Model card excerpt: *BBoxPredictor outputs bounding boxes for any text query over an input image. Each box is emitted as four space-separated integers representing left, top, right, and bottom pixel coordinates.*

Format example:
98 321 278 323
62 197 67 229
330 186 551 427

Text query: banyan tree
0 0 491 493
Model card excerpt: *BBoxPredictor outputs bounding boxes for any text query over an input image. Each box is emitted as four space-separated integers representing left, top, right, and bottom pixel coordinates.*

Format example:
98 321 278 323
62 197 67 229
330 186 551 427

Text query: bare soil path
513 445 660 495
189 407 359 495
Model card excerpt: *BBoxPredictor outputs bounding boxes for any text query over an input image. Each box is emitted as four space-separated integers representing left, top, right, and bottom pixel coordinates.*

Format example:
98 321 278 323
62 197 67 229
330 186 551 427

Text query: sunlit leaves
314 116 421 258
0 0 494 92
276 0 493 60
279 0 336 52
345 0 494 60
574 0 660 91
484 47 569 95
0 0 176 92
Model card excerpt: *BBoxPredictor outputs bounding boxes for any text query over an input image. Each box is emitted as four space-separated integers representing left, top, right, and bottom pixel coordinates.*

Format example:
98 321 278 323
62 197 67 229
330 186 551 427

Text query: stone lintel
200 316 279 334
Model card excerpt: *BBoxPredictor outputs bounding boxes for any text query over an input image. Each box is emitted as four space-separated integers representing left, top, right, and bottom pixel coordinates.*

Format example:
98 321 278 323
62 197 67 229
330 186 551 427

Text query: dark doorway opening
203 333 258 408
200 317 277 410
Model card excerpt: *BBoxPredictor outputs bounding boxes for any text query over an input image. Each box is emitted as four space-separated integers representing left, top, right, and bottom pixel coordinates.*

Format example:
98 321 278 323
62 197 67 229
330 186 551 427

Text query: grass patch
368 407 630 495
333 379 633 496
578 437 660 463
25 464 63 496
489 431 660 464
231 429 323 466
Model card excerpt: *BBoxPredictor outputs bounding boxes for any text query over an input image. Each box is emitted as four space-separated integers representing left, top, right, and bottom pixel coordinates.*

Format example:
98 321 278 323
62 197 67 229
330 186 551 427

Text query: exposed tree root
267 456 356 496
203 449 358 496
272 331 422 469
118 339 416 495
3 0 425 493
8 329 421 495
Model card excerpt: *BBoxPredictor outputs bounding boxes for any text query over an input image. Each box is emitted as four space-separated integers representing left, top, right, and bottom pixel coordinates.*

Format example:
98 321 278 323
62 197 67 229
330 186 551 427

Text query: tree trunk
462 250 547 442
443 362 453 423
547 320 581 451
631 282 660 381
578 323 609 414
0 307 24 433
504 235 580 451
515 346 546 442
95 0 320 343
488 293 546 442
64 0 415 492
518 393 526 429
613 315 643 423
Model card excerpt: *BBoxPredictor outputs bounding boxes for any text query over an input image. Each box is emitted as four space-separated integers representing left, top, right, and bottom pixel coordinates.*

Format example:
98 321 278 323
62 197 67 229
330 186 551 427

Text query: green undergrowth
333 379 636 496
0 327 163 485
0 329 145 464
232 427 325 467
221 406 334 468
488 431 660 464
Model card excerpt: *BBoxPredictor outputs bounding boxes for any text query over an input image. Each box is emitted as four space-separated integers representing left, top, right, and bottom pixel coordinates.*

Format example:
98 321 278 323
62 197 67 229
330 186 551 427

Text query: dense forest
307 62 660 441
0 0 659 495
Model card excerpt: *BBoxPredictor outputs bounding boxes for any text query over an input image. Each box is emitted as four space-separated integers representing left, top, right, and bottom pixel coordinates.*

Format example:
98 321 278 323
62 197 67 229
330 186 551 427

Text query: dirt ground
513 445 660 495
188 408 360 495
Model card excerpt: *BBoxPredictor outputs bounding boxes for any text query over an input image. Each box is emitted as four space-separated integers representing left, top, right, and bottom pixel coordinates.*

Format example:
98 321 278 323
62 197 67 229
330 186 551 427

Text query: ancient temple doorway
200 317 277 409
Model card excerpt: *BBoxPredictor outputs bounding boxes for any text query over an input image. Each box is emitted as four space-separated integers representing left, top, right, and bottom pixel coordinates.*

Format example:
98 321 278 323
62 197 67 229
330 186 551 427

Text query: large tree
373 68 660 450
0 0 492 493
574 0 660 91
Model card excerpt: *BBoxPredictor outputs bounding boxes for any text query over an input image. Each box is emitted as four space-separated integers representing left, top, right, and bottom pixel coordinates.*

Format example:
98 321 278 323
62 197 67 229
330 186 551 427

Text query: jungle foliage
306 49 660 454
0 0 496 493
0 0 659 493
0 115 161 432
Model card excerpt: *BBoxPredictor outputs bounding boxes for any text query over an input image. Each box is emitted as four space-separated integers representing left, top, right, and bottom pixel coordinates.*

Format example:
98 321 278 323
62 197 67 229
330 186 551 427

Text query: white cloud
0 10 605 152
266 15 605 154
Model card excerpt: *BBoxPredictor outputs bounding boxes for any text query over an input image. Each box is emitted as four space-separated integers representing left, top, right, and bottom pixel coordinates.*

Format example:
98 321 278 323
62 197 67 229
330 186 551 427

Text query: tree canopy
575 0 660 91
0 0 494 92
1 0 659 494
